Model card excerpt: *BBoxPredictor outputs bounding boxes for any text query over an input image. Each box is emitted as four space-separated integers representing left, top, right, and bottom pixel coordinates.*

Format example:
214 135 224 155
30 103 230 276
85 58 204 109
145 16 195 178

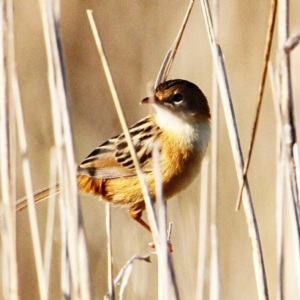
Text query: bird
16 79 211 234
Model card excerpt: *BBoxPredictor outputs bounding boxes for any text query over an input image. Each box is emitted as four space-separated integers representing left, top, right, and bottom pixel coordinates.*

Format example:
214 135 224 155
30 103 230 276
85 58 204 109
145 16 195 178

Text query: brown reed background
10 0 300 299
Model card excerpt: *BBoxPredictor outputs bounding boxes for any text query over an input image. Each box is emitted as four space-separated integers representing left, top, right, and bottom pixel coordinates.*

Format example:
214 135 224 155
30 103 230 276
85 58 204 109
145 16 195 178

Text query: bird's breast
158 119 210 198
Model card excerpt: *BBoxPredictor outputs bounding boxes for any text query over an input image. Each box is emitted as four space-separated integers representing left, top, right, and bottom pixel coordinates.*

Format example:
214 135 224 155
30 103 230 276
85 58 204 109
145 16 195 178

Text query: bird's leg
129 208 173 252
129 209 151 232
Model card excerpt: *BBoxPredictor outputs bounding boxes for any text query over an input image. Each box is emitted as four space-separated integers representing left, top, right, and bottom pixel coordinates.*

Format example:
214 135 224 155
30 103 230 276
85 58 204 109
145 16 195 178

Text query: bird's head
141 79 210 126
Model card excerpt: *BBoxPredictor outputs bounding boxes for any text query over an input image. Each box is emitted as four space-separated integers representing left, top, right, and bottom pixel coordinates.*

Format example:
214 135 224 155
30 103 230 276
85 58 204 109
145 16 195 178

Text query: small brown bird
17 79 211 232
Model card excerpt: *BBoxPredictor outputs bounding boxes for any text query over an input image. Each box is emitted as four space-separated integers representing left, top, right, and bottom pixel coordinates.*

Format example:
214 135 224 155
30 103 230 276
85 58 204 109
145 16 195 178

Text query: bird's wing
77 116 162 179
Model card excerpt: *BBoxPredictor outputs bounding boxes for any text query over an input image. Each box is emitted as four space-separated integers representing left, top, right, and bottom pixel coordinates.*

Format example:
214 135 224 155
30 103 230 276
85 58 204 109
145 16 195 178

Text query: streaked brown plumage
16 79 211 232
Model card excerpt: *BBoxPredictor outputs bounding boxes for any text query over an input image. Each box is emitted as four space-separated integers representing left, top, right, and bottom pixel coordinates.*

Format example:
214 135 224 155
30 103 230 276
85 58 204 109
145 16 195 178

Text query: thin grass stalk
271 51 300 296
46 6 81 290
155 0 194 87
285 160 300 299
0 3 8 296
153 142 171 300
86 9 161 249
284 165 300 291
0 1 19 298
200 1 269 299
277 0 299 206
196 158 209 300
4 0 17 218
276 150 285 300
106 204 115 300
117 264 133 300
39 0 92 298
209 0 220 298
236 0 278 210
293 144 300 207
0 0 19 298
7 2 51 298
77 220 92 300
153 14 199 299
281 31 300 226
12 37 47 300
166 252 180 300
269 63 285 300
113 254 151 299
36 3 73 297
281 33 300 207
277 0 300 293
59 192 71 298
43 149 58 299
154 13 199 298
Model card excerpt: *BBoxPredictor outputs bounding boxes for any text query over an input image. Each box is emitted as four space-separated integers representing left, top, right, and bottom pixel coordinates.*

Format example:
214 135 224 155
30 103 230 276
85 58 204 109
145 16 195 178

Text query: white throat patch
153 104 211 155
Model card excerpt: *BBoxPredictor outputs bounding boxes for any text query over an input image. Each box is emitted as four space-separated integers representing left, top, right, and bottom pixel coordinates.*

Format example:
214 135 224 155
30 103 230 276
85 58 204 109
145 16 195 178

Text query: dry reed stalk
155 0 194 87
153 142 171 300
276 150 285 300
13 30 47 300
277 0 300 296
153 142 180 300
77 215 92 300
0 1 19 298
113 254 150 299
209 1 220 298
200 1 269 299
285 165 300 299
106 203 115 300
278 4 300 225
38 0 91 298
236 0 278 210
269 63 285 300
43 149 58 299
277 0 299 210
154 3 198 298
196 158 209 300
6 0 49 298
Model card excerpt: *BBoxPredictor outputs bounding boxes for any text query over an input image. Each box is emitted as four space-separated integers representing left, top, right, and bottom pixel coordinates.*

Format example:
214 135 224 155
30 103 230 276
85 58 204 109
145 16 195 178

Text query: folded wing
77 116 162 179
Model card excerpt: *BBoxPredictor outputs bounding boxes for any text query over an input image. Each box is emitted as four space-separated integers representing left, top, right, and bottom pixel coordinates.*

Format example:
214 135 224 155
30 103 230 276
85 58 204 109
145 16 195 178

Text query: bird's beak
141 96 160 105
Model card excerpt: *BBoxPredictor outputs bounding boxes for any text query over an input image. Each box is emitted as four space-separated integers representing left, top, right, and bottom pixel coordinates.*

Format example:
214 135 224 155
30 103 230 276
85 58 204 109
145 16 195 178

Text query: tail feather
16 183 60 211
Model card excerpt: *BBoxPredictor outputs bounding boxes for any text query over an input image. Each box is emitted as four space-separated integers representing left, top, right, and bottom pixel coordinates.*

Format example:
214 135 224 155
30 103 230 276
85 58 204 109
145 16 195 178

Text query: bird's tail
16 183 60 211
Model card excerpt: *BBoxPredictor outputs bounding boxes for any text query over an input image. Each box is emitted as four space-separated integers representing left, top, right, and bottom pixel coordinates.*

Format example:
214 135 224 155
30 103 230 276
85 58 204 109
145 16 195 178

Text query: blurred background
12 0 300 299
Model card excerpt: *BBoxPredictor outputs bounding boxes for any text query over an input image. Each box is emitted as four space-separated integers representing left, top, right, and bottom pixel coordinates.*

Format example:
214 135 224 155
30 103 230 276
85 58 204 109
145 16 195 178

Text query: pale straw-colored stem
43 150 58 300
155 0 195 87
9 2 48 298
200 1 269 299
113 254 151 298
0 0 19 298
39 0 91 298
277 0 300 295
235 0 278 210
269 63 285 300
106 203 115 300
153 142 172 300
196 159 209 300
209 0 220 298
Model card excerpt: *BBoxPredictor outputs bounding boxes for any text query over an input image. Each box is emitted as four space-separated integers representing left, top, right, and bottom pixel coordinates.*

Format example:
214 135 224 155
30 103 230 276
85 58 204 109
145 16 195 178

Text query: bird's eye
173 93 183 103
